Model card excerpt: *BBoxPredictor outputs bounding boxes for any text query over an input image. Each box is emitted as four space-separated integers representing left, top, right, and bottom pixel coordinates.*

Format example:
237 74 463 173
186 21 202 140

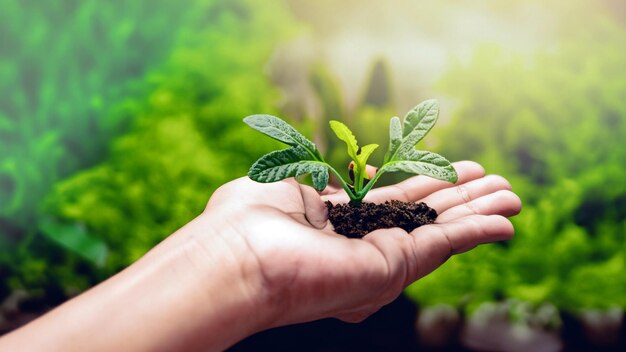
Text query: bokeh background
1 0 625 350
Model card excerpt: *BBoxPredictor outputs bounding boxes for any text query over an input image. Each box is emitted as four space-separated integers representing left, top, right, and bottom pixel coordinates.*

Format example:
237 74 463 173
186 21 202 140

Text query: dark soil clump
326 200 438 238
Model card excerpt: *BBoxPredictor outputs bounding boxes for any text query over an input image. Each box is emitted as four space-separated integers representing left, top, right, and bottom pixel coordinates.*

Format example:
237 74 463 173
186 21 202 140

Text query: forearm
0 214 269 351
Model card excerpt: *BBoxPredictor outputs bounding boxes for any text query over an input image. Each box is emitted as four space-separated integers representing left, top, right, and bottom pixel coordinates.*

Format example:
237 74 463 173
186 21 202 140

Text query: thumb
299 183 329 229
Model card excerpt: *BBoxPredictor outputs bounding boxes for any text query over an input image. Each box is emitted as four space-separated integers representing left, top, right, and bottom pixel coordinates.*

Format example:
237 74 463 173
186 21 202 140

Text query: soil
326 200 438 238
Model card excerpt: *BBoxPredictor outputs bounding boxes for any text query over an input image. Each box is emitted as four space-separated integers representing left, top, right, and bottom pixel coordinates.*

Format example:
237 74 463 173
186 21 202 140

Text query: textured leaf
396 99 439 158
249 146 329 190
244 114 318 156
402 99 439 137
385 116 402 163
329 120 359 161
380 150 458 183
373 100 457 186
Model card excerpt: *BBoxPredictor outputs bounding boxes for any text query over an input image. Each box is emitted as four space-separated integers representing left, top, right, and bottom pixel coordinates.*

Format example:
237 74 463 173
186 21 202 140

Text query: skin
0 160 521 351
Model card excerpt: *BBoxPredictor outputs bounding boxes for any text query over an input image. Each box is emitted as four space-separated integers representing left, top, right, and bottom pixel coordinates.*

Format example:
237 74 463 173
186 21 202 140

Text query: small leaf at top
244 114 318 156
248 146 329 191
329 120 359 161
356 143 379 178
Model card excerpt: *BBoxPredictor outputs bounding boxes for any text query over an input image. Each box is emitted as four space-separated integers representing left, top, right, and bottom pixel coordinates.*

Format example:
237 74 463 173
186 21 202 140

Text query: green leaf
329 120 359 161
366 100 457 192
385 116 402 163
330 120 380 190
249 146 329 191
402 99 439 137
39 219 108 267
244 114 319 157
396 99 439 158
356 143 379 175
380 150 458 183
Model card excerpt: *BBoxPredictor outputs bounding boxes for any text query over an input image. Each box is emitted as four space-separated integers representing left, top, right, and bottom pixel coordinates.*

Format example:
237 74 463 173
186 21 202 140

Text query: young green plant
244 99 458 204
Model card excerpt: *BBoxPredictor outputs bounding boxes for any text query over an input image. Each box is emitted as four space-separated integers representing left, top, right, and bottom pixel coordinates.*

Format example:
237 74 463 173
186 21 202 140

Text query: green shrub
0 0 200 301
406 20 626 313
0 0 191 232
34 0 298 290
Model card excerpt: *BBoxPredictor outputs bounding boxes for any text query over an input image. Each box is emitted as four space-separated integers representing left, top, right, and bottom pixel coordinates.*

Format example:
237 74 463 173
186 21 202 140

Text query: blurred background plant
1 0 625 349
1 0 192 311
0 0 297 320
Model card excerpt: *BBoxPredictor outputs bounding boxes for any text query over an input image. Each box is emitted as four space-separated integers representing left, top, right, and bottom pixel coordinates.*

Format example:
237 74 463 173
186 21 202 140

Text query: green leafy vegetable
244 99 458 203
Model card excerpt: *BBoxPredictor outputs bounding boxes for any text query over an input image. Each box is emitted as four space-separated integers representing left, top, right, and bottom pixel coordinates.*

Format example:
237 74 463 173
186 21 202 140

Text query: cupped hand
0 161 522 352
200 160 521 327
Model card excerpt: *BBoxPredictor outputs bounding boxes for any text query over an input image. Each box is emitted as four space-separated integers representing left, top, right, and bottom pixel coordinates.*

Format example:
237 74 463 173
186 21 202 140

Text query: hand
199 160 521 326
0 161 521 352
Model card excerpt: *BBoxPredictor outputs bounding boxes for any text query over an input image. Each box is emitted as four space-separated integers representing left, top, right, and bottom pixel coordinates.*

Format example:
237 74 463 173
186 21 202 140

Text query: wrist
172 212 275 348
0 213 273 351
128 212 274 350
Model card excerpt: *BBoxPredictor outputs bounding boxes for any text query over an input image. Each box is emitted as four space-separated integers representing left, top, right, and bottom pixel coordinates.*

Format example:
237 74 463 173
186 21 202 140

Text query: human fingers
208 177 292 205
299 183 329 229
410 215 514 279
364 215 514 286
362 228 417 297
208 177 323 228
360 160 485 203
421 174 513 214
425 214 514 255
352 162 378 179
415 215 514 280
321 175 342 195
436 190 522 223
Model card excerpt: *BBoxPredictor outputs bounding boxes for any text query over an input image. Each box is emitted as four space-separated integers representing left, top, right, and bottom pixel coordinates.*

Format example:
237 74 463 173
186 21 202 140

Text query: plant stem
354 168 386 201
328 166 361 203
355 168 365 194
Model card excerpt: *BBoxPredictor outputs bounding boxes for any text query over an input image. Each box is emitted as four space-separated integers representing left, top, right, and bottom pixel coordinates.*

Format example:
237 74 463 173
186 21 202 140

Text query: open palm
204 160 521 327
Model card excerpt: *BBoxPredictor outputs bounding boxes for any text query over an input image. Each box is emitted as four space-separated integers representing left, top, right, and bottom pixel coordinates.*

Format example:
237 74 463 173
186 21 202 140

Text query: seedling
244 99 458 204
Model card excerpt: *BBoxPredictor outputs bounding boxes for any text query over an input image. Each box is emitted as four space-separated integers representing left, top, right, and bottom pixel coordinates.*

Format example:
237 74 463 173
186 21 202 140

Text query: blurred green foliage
1 0 298 299
405 20 626 313
0 0 194 302
0 0 189 231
